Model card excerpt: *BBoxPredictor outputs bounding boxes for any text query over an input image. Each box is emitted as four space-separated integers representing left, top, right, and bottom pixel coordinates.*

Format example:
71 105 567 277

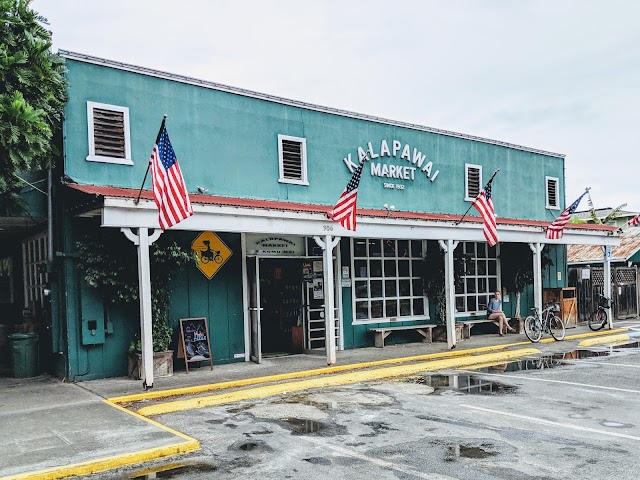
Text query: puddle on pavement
473 346 640 374
130 462 217 479
279 417 347 436
404 374 518 395
601 420 634 428
447 444 498 460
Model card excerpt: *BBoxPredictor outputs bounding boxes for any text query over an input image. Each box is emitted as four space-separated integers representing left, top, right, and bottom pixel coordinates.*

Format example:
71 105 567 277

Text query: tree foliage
0 0 67 197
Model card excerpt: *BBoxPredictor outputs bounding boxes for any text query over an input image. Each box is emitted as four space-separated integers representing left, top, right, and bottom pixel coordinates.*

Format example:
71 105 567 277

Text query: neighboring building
0 51 617 382
573 208 639 228
568 227 640 321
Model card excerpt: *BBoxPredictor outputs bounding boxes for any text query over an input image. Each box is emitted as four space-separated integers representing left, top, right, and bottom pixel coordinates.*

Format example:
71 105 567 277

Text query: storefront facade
9 50 617 382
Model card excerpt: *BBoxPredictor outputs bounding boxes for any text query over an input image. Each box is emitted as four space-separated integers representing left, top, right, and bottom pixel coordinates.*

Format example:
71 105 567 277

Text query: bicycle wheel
524 316 542 343
589 309 607 331
549 315 565 341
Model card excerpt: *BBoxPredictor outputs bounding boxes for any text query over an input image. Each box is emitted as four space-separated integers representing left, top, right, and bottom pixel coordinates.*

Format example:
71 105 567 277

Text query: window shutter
467 167 481 198
547 179 558 208
281 139 303 180
92 108 126 158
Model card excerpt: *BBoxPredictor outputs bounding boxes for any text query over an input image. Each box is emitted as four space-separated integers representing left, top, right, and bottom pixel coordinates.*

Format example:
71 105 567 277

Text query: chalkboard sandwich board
178 317 213 373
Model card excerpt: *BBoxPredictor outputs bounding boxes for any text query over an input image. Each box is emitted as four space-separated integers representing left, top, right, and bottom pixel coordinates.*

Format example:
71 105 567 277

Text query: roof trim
66 183 617 233
58 49 565 159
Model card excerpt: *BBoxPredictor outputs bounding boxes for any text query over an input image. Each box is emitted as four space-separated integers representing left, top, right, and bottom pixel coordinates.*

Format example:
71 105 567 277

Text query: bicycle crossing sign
192 231 233 279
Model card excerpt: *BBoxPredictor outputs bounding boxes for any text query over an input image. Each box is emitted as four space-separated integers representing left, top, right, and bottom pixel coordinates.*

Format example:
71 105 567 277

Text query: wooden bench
369 324 436 348
459 317 523 339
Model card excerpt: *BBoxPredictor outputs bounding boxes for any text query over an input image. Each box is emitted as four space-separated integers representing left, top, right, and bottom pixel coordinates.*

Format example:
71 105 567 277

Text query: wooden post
439 239 459 349
529 243 544 314
603 245 613 328
314 235 340 365
122 227 162 389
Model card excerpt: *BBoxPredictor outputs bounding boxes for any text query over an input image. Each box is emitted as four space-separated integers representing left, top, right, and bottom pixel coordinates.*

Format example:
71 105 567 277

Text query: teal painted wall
168 232 245 366
58 219 244 381
63 59 565 221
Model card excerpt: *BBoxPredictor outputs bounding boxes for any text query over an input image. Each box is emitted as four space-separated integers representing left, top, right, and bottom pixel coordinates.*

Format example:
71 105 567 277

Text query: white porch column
314 235 340 365
603 245 613 328
122 227 162 389
529 243 544 314
439 239 459 350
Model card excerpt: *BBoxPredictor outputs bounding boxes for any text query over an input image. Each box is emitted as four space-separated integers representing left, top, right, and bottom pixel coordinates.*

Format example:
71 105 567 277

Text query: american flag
150 121 193 230
628 214 640 227
328 160 365 231
545 191 588 240
473 180 498 247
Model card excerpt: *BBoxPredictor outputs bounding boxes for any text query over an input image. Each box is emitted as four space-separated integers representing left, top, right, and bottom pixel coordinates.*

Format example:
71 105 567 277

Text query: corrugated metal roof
573 208 638 220
58 49 566 159
568 227 640 263
66 184 618 233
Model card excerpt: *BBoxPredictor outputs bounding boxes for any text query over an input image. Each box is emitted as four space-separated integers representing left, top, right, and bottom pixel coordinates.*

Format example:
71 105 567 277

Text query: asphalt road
84 342 640 480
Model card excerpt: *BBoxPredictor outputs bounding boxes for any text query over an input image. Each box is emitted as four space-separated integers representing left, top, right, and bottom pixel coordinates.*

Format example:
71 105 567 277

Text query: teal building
0 51 617 383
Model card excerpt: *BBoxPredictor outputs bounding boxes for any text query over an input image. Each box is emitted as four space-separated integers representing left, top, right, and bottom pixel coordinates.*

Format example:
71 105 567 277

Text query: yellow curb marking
109 342 516 404
137 347 541 417
0 442 198 480
578 334 632 347
111 328 628 405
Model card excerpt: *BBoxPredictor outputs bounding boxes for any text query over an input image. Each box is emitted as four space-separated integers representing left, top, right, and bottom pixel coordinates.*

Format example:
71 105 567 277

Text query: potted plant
77 228 196 378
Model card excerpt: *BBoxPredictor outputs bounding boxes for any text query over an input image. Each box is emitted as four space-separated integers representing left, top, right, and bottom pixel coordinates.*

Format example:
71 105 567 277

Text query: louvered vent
281 139 303 180
467 167 481 198
92 108 126 158
547 179 558 207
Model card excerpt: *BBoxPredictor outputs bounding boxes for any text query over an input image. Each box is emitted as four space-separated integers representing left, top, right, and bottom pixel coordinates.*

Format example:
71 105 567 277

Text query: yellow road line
138 347 540 416
578 334 632 347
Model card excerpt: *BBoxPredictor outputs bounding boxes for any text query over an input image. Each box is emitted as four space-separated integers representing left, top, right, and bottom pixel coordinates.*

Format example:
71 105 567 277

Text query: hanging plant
76 228 196 351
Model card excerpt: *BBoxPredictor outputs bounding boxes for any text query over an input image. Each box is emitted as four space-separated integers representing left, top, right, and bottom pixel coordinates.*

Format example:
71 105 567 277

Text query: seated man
487 290 514 336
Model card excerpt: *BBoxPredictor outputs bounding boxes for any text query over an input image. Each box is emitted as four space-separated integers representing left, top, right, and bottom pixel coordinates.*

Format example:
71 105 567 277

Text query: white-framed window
454 241 499 315
277 134 308 185
465 164 482 201
22 232 48 308
351 238 427 324
86 101 132 165
546 176 560 209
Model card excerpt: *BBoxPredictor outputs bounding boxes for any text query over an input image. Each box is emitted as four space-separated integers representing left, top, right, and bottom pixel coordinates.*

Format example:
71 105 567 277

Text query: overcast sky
33 0 640 212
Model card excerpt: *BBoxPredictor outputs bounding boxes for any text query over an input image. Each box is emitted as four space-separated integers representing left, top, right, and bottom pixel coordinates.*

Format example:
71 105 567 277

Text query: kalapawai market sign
342 139 440 190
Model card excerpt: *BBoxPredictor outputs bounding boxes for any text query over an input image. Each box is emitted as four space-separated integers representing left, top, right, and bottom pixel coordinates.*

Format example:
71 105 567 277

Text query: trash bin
8 333 39 378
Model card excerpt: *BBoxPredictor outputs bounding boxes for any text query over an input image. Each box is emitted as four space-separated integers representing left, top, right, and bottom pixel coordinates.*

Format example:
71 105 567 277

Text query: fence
568 265 638 321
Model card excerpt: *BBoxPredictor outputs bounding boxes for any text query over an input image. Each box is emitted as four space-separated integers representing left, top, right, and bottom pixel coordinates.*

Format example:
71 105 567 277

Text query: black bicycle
589 294 612 331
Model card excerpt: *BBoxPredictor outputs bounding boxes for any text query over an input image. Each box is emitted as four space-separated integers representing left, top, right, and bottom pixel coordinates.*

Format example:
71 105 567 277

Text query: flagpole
455 168 500 225
134 115 167 205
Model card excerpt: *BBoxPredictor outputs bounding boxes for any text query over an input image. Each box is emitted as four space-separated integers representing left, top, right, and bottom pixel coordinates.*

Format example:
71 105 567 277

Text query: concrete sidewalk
1 321 638 479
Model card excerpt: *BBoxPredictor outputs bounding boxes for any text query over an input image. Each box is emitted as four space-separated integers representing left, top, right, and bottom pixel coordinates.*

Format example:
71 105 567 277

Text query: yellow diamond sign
192 231 233 280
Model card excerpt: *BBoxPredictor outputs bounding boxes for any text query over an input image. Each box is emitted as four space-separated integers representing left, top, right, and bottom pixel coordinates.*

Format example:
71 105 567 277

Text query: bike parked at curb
589 294 612 331
524 303 566 343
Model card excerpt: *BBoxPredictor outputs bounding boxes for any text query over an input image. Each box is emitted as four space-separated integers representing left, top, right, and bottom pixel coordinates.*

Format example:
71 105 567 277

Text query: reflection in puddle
280 417 347 436
130 463 217 479
405 374 518 395
447 444 497 460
